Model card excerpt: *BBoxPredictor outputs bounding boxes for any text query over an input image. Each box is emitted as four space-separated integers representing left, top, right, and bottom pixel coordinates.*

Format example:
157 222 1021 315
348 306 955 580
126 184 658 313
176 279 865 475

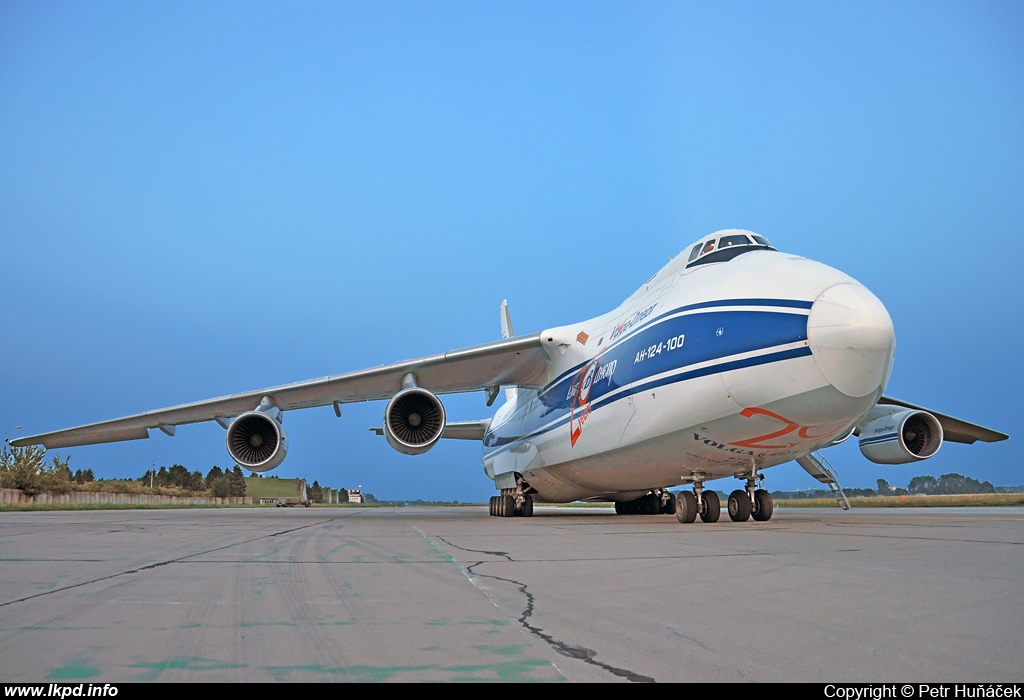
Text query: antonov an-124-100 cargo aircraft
12 230 1008 523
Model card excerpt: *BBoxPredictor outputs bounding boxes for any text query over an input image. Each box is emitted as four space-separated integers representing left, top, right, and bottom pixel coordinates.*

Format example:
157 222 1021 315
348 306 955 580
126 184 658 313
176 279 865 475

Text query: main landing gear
488 488 534 517
727 472 774 522
610 470 775 524
614 491 675 515
673 480 721 524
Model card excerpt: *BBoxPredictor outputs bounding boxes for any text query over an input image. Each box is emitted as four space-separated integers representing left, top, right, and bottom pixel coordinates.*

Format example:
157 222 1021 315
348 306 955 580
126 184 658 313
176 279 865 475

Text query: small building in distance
347 489 363 504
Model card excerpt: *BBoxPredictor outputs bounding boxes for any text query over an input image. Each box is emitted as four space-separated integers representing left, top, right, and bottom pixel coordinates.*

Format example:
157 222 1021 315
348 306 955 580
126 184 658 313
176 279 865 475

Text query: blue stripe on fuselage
542 298 813 390
483 300 813 457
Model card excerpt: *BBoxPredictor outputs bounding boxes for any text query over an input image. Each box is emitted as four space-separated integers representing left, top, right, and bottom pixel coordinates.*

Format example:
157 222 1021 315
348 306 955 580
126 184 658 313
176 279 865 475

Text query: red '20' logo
729 407 844 450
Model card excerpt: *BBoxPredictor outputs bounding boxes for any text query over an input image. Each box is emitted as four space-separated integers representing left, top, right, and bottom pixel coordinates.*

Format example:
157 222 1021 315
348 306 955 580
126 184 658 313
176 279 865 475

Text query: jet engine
226 408 289 472
858 409 942 464
383 387 446 455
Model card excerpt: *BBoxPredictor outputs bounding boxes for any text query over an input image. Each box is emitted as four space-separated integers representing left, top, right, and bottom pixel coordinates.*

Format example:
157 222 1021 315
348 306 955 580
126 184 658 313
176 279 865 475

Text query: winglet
500 299 514 339
500 300 517 403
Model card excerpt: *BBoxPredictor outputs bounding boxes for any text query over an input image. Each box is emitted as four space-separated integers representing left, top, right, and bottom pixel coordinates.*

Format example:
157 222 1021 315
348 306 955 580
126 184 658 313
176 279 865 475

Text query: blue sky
2 1 1021 501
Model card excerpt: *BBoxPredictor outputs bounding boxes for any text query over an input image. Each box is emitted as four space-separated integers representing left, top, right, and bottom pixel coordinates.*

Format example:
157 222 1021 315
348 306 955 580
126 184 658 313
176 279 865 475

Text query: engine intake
858 409 942 464
226 411 289 472
383 387 446 455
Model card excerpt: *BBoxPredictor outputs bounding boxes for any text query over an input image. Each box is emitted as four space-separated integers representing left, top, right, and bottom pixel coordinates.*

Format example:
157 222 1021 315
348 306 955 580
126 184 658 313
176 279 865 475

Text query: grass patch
0 503 257 512
776 493 1024 508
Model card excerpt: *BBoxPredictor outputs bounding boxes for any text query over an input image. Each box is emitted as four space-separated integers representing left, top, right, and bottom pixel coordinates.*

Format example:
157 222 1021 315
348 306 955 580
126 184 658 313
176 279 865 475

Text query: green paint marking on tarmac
319 543 350 561
45 660 101 680
128 657 246 681
449 659 563 683
426 617 450 626
463 618 509 627
264 660 560 683
238 620 297 628
473 644 528 657
263 664 441 682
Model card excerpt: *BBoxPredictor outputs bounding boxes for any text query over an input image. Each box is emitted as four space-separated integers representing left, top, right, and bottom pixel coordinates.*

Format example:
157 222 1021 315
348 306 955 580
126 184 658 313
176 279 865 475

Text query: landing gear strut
489 487 534 518
729 470 774 522
614 491 667 515
674 478 721 525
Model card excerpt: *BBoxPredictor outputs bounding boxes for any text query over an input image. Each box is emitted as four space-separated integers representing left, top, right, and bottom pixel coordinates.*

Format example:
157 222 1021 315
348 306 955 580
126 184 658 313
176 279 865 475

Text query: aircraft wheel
752 489 774 522
700 490 721 523
675 491 697 523
489 496 497 516
518 495 534 517
614 501 626 514
661 492 677 515
643 493 661 515
728 490 751 522
500 494 515 517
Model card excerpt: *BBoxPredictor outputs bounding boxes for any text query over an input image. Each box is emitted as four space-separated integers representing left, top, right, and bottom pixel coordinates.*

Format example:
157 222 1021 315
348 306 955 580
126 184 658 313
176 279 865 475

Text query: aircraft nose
806 283 895 398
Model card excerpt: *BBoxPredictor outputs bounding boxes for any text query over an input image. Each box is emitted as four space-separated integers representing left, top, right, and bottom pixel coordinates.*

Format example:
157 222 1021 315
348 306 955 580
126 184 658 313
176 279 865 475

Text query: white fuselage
482 246 896 502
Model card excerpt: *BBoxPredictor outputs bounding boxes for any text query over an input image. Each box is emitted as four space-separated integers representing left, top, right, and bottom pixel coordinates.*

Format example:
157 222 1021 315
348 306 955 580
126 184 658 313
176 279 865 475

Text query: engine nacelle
858 409 942 464
226 410 289 472
383 387 446 455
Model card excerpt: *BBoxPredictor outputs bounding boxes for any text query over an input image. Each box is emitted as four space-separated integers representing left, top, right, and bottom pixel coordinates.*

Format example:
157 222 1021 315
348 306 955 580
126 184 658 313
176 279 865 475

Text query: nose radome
806 283 896 398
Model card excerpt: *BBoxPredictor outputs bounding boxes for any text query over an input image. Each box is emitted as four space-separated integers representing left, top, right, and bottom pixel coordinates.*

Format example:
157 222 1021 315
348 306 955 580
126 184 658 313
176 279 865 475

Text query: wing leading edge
12 334 549 450
878 395 1009 444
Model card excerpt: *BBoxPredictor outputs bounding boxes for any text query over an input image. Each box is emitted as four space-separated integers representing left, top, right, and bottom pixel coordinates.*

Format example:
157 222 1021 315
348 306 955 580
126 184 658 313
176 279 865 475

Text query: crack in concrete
0 516 347 608
465 561 655 683
435 536 513 561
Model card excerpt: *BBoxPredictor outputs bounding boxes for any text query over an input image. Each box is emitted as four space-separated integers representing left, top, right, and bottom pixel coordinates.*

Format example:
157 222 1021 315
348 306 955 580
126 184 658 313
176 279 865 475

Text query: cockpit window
719 234 752 248
683 231 778 269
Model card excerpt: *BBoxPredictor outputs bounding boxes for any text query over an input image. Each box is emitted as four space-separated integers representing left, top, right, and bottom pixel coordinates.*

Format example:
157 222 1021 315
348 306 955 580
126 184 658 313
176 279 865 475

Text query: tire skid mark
0 516 348 608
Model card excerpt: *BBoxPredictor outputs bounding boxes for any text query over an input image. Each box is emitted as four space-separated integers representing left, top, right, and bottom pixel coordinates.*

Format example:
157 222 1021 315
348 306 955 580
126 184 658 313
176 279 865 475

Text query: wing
878 395 1009 444
12 334 549 449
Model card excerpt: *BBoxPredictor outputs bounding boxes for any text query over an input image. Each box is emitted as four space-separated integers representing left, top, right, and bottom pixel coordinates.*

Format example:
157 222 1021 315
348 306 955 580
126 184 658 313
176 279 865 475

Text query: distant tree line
0 444 246 498
773 473 1010 500
137 464 247 498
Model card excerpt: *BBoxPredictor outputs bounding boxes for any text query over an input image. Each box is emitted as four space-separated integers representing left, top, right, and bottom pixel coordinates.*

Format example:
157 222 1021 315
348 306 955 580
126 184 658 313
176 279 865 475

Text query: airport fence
0 488 252 506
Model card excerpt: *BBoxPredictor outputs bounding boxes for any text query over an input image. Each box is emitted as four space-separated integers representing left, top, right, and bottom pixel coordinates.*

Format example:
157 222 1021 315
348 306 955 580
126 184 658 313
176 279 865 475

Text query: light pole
3 426 21 445
150 456 162 490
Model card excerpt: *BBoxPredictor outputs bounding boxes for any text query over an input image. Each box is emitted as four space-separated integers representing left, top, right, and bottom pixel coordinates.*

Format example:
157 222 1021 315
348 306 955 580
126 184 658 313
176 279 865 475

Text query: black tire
662 492 677 515
614 501 626 514
521 495 534 517
675 491 697 523
728 490 751 522
752 489 774 522
489 496 497 516
700 490 721 523
643 493 661 515
500 494 515 517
